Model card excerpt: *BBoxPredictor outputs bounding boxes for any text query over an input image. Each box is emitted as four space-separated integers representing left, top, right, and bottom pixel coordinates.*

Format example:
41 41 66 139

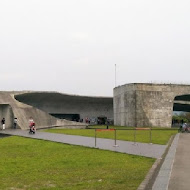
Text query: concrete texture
0 129 166 159
114 83 190 127
0 91 86 130
15 92 113 121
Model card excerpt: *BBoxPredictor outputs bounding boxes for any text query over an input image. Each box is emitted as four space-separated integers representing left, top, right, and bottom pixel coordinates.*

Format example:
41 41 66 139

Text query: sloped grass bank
44 127 178 145
0 136 154 190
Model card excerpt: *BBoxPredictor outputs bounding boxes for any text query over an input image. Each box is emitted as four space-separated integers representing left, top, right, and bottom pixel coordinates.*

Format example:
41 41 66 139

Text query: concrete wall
15 92 113 121
0 91 86 130
114 83 190 128
4 84 190 129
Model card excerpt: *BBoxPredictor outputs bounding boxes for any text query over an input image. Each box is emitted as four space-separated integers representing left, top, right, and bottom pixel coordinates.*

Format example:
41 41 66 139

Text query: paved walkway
0 129 166 159
153 133 190 190
168 133 190 190
152 133 179 190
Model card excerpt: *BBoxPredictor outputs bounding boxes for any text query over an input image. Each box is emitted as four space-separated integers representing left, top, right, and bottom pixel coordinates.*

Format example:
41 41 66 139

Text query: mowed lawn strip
44 127 178 145
0 136 155 190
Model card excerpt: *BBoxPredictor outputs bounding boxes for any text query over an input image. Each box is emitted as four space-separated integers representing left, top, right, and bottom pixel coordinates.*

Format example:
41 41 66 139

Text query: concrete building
0 91 113 130
0 91 99 130
15 92 113 125
114 83 190 128
2 83 190 130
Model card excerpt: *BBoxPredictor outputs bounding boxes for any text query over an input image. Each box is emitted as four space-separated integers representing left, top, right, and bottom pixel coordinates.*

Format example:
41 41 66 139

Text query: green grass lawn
0 136 155 190
44 126 178 145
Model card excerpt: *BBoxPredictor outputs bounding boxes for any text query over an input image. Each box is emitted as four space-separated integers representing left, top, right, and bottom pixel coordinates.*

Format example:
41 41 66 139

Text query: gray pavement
168 133 190 190
153 133 190 190
0 129 166 159
152 133 179 190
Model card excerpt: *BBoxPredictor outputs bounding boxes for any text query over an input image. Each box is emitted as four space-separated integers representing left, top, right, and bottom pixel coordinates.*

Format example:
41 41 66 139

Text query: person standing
14 118 17 129
28 117 36 134
106 119 109 129
29 117 34 127
182 122 187 132
1 118 5 130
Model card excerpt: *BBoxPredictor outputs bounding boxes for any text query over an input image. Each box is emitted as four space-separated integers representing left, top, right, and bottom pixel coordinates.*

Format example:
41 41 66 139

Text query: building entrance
50 113 80 122
0 104 14 129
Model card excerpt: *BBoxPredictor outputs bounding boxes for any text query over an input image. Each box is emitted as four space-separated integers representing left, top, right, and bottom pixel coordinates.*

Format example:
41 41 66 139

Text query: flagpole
115 64 117 87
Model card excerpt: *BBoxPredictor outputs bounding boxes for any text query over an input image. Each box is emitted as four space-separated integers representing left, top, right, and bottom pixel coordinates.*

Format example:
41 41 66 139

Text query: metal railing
133 127 152 144
94 127 153 147
95 129 118 147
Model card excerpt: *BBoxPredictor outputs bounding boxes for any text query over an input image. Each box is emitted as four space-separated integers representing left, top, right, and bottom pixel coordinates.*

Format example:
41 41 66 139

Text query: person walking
1 118 5 130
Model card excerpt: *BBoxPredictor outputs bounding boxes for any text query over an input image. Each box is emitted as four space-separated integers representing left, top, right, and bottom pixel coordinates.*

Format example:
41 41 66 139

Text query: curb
137 158 162 190
137 134 176 190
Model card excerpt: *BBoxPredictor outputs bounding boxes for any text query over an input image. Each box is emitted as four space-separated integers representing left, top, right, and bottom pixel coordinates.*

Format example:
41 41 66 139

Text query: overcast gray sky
0 0 190 96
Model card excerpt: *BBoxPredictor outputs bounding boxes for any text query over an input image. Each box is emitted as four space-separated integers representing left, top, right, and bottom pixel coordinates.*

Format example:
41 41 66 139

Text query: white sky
0 0 190 96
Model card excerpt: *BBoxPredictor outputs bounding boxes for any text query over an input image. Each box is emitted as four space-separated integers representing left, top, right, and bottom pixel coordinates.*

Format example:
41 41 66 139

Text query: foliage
0 136 154 190
172 112 190 123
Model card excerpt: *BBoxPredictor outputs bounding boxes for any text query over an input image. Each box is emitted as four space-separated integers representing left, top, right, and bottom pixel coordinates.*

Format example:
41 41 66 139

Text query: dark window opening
172 94 190 127
97 116 107 125
50 113 80 122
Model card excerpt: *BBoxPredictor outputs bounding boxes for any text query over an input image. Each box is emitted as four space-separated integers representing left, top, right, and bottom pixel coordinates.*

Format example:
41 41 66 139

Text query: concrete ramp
0 92 86 130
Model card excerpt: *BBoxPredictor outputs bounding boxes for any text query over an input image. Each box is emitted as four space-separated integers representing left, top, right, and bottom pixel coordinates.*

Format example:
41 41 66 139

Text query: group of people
0 117 18 130
85 118 91 124
1 118 5 130
0 116 36 134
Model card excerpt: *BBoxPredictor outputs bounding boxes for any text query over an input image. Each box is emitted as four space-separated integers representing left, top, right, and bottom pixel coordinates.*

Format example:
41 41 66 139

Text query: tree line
172 112 190 124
